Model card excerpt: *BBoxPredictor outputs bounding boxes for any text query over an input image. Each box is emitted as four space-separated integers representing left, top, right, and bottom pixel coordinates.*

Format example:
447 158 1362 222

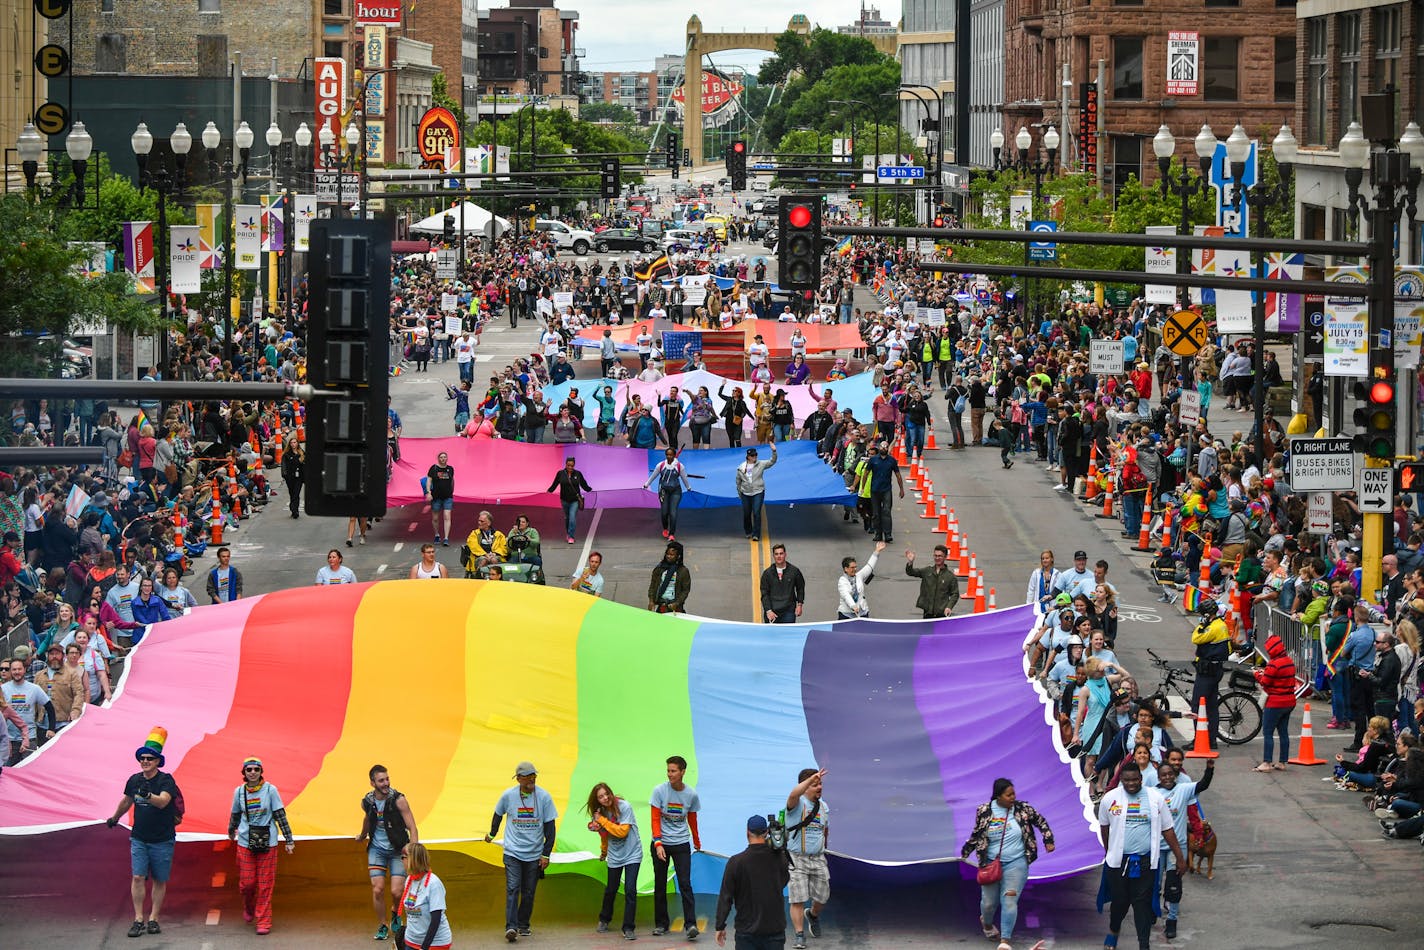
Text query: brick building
1290 0 1424 264
579 71 660 122
476 0 582 98
1003 0 1296 191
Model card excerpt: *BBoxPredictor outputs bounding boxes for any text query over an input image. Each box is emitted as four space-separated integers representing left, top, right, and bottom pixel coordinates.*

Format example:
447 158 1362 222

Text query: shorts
787 851 829 904
430 497 454 512
368 843 406 879
130 838 175 882
598 421 614 442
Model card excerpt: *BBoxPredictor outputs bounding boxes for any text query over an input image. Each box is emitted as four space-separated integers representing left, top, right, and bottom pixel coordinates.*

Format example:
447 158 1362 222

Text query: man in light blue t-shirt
785 767 829 949
485 761 558 943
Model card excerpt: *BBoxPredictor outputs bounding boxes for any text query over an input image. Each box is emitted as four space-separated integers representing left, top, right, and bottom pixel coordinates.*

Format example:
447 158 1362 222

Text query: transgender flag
261 194 285 253
1263 252 1304 332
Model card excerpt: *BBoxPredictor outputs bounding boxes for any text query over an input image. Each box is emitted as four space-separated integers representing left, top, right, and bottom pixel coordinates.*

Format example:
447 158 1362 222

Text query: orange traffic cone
973 580 986 614
968 553 978 584
296 403 306 443
988 587 997 610
947 522 961 559
893 436 908 465
173 511 184 550
273 425 284 465
966 566 978 598
1133 489 1154 551
1095 481 1115 519
926 421 939 450
1185 697 1219 759
1289 702 1327 765
1084 444 1099 501
935 495 949 533
1160 506 1174 548
922 484 937 519
957 543 970 577
1199 534 1213 588
210 481 224 545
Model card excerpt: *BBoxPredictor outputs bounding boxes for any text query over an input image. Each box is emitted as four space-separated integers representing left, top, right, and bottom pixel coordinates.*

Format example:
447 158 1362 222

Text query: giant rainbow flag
0 584 1101 885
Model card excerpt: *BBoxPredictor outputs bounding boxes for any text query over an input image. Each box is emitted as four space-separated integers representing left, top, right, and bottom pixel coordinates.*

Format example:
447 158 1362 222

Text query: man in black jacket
759 544 805 624
714 815 790 949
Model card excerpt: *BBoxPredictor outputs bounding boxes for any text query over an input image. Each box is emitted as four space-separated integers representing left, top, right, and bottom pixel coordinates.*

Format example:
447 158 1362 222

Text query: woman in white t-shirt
400 843 453 950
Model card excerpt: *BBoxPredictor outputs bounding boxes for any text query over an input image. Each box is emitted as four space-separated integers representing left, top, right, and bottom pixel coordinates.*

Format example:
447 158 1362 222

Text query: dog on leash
1187 820 1217 879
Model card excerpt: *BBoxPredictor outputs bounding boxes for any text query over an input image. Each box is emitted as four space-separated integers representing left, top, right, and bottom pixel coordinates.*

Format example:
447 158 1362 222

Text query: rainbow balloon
0 582 1100 883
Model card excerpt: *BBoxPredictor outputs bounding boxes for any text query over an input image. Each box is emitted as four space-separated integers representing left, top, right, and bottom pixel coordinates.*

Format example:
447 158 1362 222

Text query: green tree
757 28 887 87
0 194 160 375
580 102 639 124
432 72 467 132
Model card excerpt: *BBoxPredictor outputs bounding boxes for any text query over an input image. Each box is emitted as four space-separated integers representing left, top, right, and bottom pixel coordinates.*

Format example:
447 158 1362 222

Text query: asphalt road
4 212 1421 950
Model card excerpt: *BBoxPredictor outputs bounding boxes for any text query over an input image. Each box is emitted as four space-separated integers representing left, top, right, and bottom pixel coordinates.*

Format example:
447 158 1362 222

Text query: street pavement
4 209 1421 949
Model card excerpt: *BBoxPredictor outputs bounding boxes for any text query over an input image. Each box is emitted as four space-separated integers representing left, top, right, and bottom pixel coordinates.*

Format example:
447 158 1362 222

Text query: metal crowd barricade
1255 603 1318 695
1 618 31 659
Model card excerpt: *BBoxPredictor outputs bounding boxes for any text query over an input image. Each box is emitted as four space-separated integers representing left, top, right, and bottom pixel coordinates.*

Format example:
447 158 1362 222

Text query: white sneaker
359 536 367 545
1052 484 1067 491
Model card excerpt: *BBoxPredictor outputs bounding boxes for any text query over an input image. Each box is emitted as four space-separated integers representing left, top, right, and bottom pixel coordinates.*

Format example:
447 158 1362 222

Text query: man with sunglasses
105 728 182 938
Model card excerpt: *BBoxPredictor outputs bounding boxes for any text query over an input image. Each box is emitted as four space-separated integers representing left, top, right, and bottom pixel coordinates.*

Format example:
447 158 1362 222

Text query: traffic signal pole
1362 178 1400 599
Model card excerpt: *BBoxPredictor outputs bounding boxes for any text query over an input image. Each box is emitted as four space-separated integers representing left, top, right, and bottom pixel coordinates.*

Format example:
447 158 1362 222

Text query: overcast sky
565 1 902 73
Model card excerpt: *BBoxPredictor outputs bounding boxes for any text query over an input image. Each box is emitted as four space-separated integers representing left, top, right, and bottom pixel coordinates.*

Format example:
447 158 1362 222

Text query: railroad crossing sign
1162 308 1209 357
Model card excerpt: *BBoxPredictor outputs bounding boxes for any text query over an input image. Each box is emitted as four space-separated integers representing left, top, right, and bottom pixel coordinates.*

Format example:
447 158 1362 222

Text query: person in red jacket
0 532 25 588
1254 634 1298 771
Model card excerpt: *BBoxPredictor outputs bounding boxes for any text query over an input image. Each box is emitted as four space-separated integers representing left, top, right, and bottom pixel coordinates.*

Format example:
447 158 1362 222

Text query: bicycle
1143 648 1263 746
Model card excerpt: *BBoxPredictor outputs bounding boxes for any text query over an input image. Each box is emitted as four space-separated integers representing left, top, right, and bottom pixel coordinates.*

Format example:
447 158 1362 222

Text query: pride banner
168 225 202 294
260 194 285 253
294 195 316 252
0 584 1101 886
121 221 154 294
195 203 223 269
234 204 261 270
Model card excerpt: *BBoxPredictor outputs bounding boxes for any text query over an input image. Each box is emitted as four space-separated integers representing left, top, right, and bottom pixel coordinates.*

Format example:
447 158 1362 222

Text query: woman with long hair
1073 657 1114 791
72 625 111 705
585 782 641 940
959 777 1056 950
717 384 749 449
687 386 716 449
399 843 454 950
37 601 79 655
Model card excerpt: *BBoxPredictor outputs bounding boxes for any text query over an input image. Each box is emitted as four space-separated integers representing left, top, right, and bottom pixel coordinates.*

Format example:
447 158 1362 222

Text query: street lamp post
1015 126 1059 321
899 83 945 216
1153 123 1219 310
267 120 312 317
828 98 864 197
1227 122 1298 466
131 121 193 378
16 120 95 207
202 119 253 365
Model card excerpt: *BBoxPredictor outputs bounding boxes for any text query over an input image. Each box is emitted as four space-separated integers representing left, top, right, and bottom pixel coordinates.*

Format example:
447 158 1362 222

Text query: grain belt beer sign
354 1 403 25
672 68 745 125
417 107 460 171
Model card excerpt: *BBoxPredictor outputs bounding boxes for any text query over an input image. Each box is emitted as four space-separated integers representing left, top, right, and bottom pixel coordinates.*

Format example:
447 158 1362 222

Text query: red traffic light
1371 380 1395 404
732 141 745 153
788 204 812 229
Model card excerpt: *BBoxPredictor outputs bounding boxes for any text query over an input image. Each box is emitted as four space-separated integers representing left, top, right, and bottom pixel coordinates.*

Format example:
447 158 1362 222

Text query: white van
751 179 770 193
534 219 595 255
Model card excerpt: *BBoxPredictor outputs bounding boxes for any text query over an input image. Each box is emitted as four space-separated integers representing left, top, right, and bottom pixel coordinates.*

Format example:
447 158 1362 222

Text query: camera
765 814 787 851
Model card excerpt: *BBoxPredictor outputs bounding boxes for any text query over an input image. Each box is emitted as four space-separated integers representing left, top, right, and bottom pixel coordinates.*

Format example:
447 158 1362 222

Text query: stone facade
3 0 49 185
67 0 317 78
1003 0 1296 186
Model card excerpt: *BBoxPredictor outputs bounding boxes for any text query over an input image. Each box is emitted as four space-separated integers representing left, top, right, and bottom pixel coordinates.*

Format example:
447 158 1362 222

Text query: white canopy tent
409 201 511 239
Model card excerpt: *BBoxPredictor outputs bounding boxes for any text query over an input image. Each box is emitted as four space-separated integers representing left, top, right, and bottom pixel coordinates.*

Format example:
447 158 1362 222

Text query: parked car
751 180 770 193
762 227 779 249
594 228 658 253
662 228 701 252
534 219 595 255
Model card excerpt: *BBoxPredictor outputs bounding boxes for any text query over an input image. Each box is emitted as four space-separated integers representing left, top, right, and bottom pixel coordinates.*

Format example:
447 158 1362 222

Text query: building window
1375 6 1401 93
1205 0 1239 5
1113 0 1143 6
324 40 344 59
1110 135 1141 196
1203 37 1239 101
1275 36 1295 103
324 0 345 14
102 0 115 11
199 0 220 12
1340 12 1361 125
1112 37 1143 100
1307 18 1328 143
1301 204 1325 241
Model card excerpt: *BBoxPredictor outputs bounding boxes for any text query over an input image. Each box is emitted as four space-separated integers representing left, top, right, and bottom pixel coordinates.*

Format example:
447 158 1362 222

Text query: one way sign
1360 467 1393 513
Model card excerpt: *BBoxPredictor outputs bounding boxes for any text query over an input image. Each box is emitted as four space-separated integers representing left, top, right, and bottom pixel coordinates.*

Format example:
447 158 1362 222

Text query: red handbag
976 812 1010 885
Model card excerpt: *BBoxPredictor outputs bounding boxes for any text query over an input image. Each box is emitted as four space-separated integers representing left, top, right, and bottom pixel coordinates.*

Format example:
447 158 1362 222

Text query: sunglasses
138 755 158 762
243 766 262 773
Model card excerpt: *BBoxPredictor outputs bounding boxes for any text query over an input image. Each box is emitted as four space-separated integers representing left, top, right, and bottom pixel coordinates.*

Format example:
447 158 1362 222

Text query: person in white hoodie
836 542 886 619
1096 762 1186 950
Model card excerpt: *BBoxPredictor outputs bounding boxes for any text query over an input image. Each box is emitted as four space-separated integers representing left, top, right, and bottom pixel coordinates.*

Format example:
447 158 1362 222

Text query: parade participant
105 727 181 938
587 782 643 940
357 765 420 941
1026 550 1060 613
649 541 691 614
760 543 806 624
736 442 777 541
464 510 509 574
1153 760 1214 939
206 547 243 603
573 552 605 597
400 843 455 950
1096 762 1186 950
316 548 358 585
904 545 961 618
960 777 1057 950
425 451 456 546
410 543 449 579
650 754 702 939
836 541 886 619
228 757 296 935
486 761 558 943
547 457 594 544
646 447 692 540
786 767 830 950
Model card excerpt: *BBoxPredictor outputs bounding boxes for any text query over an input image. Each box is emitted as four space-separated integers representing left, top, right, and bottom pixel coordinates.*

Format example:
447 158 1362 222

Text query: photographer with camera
714 815 791 950
105 727 183 938
784 768 829 949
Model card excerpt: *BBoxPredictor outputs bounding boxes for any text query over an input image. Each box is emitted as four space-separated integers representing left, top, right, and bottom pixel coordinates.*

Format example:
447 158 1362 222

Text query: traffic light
1353 370 1397 460
1398 462 1424 492
441 206 455 240
727 140 747 191
666 133 679 179
600 158 621 199
304 220 392 518
777 195 821 291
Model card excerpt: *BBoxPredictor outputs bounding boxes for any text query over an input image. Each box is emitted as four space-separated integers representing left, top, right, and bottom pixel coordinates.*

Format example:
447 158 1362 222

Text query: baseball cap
746 815 769 834
1073 550 1087 559
12 645 32 661
1053 593 1073 606
514 761 538 777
